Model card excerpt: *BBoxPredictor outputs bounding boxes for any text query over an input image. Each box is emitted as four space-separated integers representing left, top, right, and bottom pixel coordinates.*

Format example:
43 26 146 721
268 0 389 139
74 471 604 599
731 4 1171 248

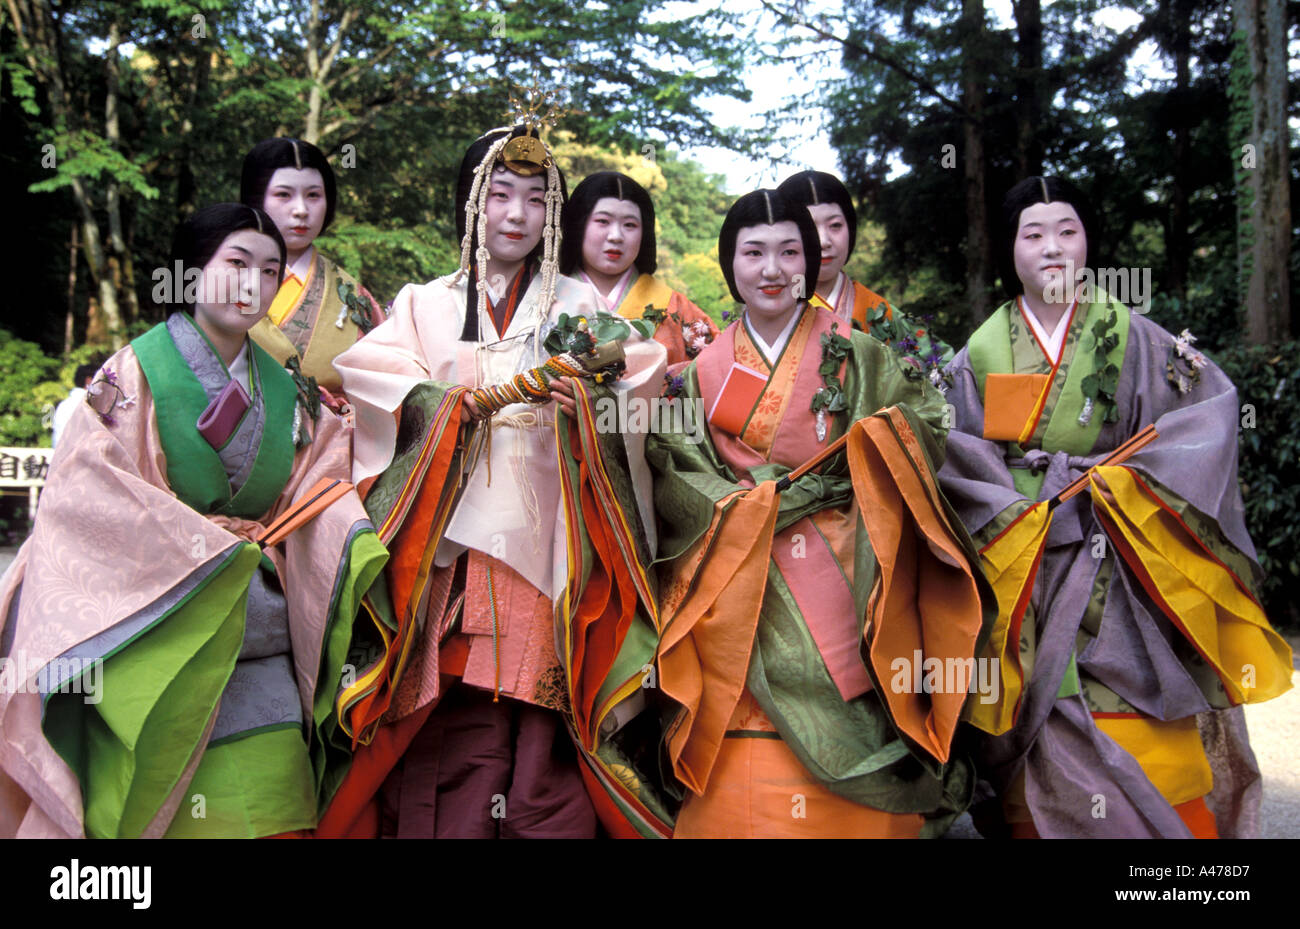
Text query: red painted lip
604 250 623 259
503 232 524 240
759 285 785 296
291 226 309 235
820 257 833 264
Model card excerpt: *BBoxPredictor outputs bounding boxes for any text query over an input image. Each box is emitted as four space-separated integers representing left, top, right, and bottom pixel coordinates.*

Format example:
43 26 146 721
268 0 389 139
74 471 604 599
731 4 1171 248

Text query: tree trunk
1233 0 1291 343
1013 0 1043 178
175 43 211 223
8 0 126 347
104 20 140 326
65 222 78 356
304 0 323 144
301 1 358 146
964 0 992 325
1165 0 1192 301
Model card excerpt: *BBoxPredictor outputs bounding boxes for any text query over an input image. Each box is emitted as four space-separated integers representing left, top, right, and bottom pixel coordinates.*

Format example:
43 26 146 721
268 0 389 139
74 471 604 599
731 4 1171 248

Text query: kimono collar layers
742 303 807 367
133 314 296 519
579 267 636 314
938 293 1288 838
336 271 666 601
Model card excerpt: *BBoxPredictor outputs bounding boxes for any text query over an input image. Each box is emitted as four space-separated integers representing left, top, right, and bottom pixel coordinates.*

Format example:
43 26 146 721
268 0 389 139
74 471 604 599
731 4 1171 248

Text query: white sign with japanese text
0 447 52 487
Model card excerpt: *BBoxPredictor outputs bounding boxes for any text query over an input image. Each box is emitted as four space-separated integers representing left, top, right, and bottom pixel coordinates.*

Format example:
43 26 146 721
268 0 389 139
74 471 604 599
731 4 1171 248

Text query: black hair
776 170 858 257
74 364 98 387
454 126 567 269
717 189 822 304
453 127 566 341
240 138 338 233
998 176 1100 300
559 171 656 276
168 203 286 313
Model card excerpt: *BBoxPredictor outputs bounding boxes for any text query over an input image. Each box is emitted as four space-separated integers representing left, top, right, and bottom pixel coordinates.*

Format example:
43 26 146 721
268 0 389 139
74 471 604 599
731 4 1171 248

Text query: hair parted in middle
167 203 286 314
452 124 567 341
776 170 859 257
717 188 822 305
998 175 1101 300
559 171 657 277
240 138 338 233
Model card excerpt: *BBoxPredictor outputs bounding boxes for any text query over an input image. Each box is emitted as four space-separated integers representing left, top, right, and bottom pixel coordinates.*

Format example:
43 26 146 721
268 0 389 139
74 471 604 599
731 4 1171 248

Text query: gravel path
1246 643 1300 839
944 636 1300 839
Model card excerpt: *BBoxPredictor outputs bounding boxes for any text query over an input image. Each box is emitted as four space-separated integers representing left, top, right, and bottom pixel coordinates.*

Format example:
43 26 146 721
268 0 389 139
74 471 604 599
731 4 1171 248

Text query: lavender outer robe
940 308 1265 838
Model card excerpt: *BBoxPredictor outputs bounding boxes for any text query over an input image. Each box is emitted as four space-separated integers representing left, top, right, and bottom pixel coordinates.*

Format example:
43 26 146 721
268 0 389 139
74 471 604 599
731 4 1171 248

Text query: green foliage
3 0 762 346
653 151 733 323
2 56 41 116
1212 341 1300 628
675 249 734 327
0 330 62 447
552 136 734 325
316 221 453 308
28 129 160 200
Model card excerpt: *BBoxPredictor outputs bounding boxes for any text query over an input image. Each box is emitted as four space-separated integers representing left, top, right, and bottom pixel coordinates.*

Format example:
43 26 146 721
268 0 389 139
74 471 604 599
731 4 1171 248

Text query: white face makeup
581 197 643 287
261 167 327 263
192 229 281 347
807 202 851 289
732 221 806 336
1013 201 1088 303
483 166 546 271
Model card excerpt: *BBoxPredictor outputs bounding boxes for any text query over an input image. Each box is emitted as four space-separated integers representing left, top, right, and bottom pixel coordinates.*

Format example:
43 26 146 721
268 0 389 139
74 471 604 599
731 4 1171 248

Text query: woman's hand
460 392 484 423
549 377 577 418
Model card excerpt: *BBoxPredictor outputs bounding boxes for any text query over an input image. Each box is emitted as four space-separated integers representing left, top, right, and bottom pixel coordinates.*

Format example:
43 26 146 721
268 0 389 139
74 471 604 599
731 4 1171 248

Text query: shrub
0 328 61 447
1211 340 1300 629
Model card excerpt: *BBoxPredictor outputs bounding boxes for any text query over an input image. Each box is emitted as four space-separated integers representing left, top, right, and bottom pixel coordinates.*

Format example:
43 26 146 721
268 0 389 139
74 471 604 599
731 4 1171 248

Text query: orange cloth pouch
982 373 1049 441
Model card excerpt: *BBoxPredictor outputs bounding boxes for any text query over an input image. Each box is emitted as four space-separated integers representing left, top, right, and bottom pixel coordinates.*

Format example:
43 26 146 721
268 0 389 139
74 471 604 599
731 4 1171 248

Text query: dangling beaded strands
453 127 563 538
450 126 565 700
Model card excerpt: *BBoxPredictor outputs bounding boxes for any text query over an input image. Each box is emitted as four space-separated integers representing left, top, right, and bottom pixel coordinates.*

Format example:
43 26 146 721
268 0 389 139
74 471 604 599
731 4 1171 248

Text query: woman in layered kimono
937 176 1292 838
241 137 386 409
777 170 952 381
560 171 718 365
321 125 665 838
613 189 991 838
0 204 387 839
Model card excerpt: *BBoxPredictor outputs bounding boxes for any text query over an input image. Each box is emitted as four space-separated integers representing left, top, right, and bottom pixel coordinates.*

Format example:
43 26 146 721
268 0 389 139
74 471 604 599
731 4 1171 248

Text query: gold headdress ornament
502 85 561 175
453 85 567 358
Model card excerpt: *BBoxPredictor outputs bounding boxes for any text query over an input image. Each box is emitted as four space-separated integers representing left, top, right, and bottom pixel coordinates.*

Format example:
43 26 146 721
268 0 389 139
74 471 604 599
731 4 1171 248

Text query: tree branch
759 0 970 118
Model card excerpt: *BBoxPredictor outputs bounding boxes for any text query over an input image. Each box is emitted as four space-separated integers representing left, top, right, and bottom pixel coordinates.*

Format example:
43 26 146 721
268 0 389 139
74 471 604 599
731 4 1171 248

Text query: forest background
0 0 1296 623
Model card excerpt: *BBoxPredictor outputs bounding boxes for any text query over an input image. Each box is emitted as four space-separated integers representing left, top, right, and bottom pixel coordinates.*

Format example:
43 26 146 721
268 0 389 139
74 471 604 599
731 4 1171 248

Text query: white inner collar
581 268 636 313
824 272 847 312
228 339 251 389
1020 297 1075 364
744 304 805 366
288 247 314 282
